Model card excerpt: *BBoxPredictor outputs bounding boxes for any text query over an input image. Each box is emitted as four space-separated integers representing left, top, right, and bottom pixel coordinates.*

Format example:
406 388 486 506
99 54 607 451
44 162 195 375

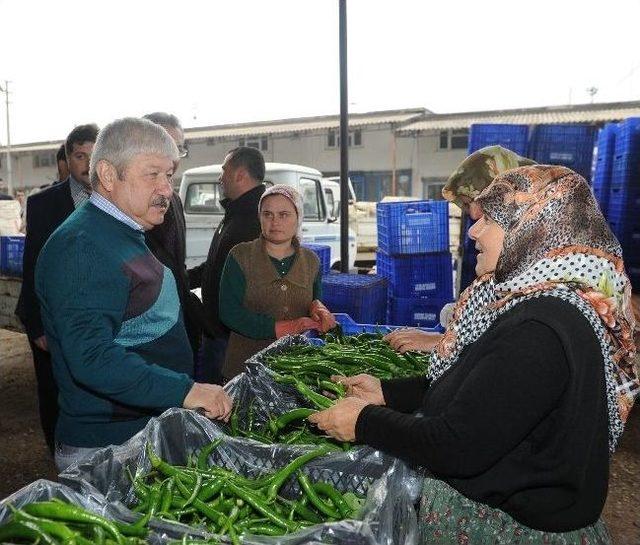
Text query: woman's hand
308 397 370 442
332 374 384 405
384 328 442 353
309 300 336 332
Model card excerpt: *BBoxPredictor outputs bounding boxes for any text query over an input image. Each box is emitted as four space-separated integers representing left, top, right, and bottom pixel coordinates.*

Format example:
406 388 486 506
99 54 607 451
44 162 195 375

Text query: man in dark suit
188 147 266 384
142 113 206 366
15 123 99 455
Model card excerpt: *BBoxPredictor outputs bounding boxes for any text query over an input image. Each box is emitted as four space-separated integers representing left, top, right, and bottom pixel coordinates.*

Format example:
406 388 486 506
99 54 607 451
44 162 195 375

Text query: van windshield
185 181 224 214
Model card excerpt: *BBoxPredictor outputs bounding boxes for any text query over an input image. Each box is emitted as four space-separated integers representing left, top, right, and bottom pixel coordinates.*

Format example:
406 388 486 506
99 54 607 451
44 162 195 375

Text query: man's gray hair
89 117 179 189
142 111 182 132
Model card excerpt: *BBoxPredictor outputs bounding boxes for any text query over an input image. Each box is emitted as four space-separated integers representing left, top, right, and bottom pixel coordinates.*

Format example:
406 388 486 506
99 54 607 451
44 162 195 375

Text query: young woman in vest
219 184 336 381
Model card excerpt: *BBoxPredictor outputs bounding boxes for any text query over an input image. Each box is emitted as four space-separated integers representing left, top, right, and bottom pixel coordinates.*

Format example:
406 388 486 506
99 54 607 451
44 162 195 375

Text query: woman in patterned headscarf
311 165 638 544
385 145 536 353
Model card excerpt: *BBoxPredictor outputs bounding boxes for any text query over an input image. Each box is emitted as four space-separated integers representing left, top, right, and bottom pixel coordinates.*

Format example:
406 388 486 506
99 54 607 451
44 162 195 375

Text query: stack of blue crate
321 273 388 324
606 117 640 290
0 236 25 277
528 124 597 182
468 124 529 156
591 123 618 213
376 200 453 328
302 243 331 275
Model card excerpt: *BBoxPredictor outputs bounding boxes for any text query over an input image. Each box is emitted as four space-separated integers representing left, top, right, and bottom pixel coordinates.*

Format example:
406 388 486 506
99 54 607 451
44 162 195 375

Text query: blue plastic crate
377 200 449 255
468 124 529 155
321 273 388 324
591 124 618 209
528 124 597 181
0 236 25 277
388 296 453 328
302 243 331 275
610 153 640 181
613 118 640 157
332 312 441 335
376 250 453 300
608 183 640 212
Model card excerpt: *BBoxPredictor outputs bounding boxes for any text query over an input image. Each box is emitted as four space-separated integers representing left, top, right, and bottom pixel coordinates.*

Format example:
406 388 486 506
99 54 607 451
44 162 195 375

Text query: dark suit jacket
188 184 265 338
145 191 207 353
15 180 75 339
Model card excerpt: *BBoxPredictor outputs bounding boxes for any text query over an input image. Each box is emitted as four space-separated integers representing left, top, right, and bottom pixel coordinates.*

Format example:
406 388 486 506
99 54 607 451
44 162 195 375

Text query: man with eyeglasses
143 112 206 367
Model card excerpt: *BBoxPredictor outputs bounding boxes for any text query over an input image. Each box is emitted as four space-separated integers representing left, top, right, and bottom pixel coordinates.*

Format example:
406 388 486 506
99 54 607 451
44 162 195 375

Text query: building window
327 129 362 148
451 129 469 149
327 130 336 148
33 151 57 169
238 137 268 151
438 129 469 150
422 177 446 200
439 131 449 149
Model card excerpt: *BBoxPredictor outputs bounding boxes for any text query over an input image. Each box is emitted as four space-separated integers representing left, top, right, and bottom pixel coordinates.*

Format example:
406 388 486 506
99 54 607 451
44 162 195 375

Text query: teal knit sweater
35 202 194 447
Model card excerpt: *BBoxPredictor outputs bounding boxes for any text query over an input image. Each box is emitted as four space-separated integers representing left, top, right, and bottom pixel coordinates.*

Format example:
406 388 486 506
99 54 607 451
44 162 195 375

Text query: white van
179 163 357 269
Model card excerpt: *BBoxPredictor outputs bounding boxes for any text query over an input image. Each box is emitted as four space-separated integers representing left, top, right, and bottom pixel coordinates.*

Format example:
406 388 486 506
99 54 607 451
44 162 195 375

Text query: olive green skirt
418 478 612 545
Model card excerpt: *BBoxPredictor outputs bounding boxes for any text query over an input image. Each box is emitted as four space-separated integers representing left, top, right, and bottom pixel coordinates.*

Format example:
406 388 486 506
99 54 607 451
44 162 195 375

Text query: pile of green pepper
127 441 364 544
226 332 430 449
0 498 148 545
265 332 430 383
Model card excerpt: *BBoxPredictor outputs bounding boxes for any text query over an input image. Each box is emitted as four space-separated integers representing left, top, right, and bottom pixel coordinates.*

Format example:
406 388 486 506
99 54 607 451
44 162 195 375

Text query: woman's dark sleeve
381 376 430 413
355 320 569 477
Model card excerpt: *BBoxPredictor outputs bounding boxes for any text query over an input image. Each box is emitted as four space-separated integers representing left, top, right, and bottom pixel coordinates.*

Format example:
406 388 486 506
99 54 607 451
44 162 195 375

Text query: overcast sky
1 0 640 144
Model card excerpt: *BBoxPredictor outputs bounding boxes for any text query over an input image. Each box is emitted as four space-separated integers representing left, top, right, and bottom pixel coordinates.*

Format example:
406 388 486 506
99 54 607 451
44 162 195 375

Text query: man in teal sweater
36 117 232 471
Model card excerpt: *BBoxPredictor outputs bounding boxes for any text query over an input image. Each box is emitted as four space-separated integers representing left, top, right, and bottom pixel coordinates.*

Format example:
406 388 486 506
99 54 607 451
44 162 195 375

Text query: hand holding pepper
309 300 336 333
308 397 370 442
384 328 442 353
331 374 385 405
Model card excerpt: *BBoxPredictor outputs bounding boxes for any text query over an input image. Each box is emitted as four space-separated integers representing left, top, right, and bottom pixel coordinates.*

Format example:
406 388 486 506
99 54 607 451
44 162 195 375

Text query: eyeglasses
177 145 188 158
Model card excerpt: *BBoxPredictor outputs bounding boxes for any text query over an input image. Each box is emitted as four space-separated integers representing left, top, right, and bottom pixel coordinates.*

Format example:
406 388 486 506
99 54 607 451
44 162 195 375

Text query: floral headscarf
442 145 536 212
431 165 638 452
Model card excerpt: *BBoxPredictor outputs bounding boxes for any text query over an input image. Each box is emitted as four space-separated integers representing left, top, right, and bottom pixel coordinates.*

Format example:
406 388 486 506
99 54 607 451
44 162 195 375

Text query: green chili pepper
264 445 333 501
23 500 126 545
296 472 341 519
312 482 352 518
11 506 92 545
223 481 297 532
272 408 317 432
196 438 223 470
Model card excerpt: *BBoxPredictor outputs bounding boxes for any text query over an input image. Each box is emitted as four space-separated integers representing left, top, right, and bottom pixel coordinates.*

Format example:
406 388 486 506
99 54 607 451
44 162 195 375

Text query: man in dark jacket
15 123 99 455
189 147 266 384
142 112 206 363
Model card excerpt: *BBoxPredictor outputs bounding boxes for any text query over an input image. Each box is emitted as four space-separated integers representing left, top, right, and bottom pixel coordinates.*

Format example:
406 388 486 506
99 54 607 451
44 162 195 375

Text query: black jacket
145 191 206 354
189 184 265 338
357 297 609 532
15 180 75 339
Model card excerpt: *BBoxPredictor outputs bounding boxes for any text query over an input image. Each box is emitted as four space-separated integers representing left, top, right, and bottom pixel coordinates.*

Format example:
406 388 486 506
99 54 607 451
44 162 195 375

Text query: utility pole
0 81 13 195
338 0 349 273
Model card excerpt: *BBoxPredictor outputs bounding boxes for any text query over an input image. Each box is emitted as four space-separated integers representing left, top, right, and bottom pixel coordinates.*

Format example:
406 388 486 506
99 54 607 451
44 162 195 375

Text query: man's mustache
152 196 170 208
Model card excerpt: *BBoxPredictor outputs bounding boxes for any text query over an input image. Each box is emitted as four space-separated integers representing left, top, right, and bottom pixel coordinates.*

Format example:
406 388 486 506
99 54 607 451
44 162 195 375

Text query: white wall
2 126 469 199
0 153 59 193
